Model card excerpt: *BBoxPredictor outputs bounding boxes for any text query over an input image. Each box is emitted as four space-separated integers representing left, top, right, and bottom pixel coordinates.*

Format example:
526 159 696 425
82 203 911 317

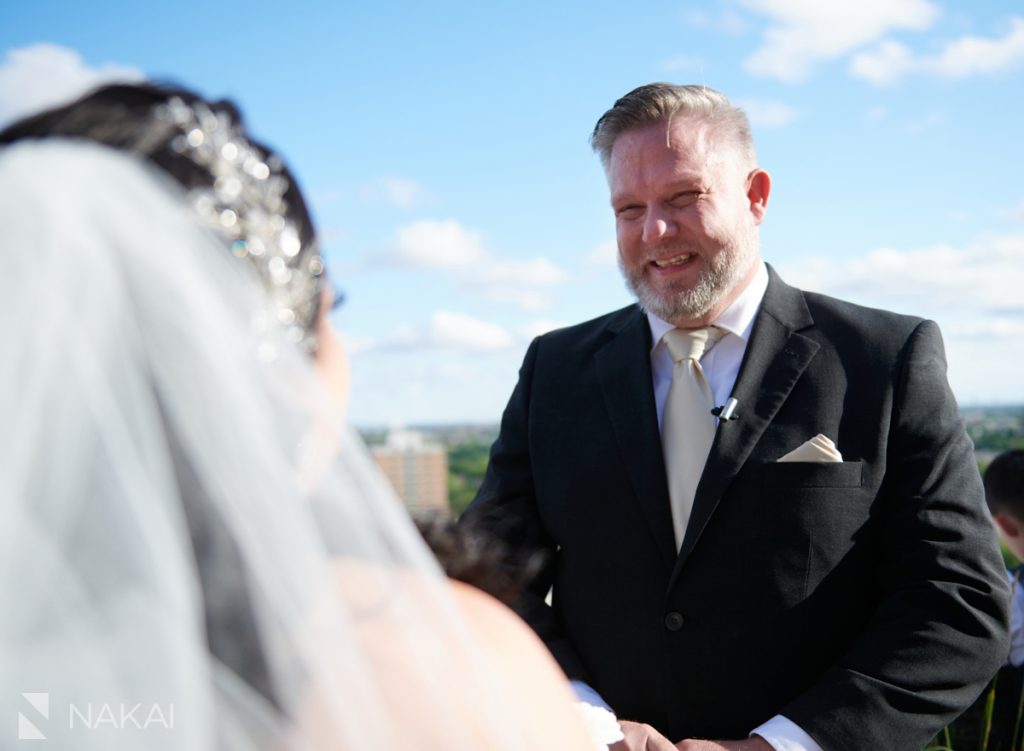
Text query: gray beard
618 237 757 324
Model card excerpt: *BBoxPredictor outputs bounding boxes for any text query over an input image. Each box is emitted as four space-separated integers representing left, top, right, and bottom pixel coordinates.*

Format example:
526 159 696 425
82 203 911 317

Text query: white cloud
340 331 378 356
777 233 1024 319
435 362 474 380
585 239 618 267
947 316 1024 341
350 313 569 362
850 17 1024 86
475 257 567 287
430 311 515 351
848 40 915 86
348 352 523 426
734 98 800 128
777 233 1024 404
0 44 144 127
394 219 485 268
347 324 417 354
997 198 1024 224
684 7 750 35
739 0 938 83
865 106 887 121
390 219 568 311
518 319 569 340
478 289 550 311
350 310 517 354
360 176 431 210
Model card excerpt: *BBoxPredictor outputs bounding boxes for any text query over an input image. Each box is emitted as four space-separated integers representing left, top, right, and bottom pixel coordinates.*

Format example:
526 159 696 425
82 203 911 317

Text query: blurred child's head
984 449 1024 562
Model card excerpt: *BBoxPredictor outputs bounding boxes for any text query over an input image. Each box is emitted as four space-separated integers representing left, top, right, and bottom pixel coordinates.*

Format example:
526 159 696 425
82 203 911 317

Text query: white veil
0 140 551 749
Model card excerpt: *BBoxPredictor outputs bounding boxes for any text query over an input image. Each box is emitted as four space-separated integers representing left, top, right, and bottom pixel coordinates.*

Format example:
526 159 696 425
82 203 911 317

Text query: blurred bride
0 83 607 750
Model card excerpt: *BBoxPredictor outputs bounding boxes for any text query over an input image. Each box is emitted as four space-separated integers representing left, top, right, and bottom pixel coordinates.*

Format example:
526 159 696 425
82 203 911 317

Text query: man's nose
641 208 676 244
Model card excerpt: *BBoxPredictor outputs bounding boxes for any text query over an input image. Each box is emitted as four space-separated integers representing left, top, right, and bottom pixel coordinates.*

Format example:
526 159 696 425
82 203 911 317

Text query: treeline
447 440 492 516
965 406 1024 456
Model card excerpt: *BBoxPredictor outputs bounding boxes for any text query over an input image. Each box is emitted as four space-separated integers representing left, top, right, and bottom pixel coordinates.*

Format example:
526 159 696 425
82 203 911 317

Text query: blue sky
4 0 1023 426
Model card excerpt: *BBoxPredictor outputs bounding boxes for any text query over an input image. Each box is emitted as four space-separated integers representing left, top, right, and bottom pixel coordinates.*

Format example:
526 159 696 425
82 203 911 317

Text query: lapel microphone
711 397 740 422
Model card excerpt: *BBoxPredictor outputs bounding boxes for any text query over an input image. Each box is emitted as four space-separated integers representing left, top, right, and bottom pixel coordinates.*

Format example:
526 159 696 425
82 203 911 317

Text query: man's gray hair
590 83 755 169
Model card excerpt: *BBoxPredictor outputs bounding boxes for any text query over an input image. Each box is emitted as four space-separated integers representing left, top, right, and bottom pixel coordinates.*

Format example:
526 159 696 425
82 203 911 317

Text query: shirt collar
646 261 769 352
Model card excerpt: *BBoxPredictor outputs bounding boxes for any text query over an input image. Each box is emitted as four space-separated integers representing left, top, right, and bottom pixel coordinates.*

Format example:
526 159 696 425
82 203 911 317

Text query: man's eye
668 191 701 207
615 205 644 220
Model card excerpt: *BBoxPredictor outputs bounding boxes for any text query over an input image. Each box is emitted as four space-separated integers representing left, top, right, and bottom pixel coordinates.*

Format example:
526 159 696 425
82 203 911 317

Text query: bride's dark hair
1 83 311 239
0 82 323 349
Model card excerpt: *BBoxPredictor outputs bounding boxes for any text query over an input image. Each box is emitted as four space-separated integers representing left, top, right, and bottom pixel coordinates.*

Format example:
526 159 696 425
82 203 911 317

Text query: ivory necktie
661 327 725 550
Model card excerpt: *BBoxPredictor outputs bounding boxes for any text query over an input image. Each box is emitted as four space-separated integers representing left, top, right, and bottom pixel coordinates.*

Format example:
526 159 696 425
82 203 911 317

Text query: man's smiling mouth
652 253 695 268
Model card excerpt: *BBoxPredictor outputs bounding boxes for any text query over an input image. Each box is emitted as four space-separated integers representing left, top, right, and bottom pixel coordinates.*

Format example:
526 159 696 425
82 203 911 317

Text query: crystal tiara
152 96 324 356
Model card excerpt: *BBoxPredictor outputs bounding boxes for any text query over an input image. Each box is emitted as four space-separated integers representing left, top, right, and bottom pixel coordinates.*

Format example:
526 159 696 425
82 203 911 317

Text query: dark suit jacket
463 267 1011 750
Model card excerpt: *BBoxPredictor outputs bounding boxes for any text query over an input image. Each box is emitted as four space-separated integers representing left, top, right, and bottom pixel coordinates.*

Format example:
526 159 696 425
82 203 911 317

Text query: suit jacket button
664 612 684 631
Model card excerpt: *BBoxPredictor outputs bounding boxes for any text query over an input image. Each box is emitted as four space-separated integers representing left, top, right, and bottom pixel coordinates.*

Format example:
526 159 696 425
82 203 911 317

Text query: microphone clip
711 397 740 422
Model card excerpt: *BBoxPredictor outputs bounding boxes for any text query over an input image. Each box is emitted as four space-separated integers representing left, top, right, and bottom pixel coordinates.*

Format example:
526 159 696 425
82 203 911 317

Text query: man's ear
994 512 1021 540
747 168 770 224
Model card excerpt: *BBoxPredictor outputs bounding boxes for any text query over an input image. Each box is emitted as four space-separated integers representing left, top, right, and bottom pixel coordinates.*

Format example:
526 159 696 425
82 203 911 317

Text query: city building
371 429 449 513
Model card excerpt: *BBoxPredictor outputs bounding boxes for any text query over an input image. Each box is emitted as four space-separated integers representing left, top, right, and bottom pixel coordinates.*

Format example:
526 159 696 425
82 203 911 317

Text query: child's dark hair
984 449 1024 518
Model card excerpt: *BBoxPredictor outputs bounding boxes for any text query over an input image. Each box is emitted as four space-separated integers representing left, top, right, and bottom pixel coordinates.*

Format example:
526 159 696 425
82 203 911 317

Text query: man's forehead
643 115 711 143
611 118 720 163
608 119 718 178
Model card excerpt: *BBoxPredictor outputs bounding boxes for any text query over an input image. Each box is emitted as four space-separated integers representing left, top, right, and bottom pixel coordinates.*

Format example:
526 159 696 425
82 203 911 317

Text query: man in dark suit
462 83 1011 750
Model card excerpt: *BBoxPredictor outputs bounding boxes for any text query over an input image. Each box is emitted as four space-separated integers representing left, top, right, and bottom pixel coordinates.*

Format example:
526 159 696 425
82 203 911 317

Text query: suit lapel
674 267 820 573
595 307 678 568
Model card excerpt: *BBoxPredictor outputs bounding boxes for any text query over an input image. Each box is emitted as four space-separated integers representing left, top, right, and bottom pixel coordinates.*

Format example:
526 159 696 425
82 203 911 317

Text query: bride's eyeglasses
330 287 346 311
323 276 345 312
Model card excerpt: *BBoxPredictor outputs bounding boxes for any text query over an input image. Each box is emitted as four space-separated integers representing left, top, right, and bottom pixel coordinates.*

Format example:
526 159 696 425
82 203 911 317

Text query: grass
926 675 1006 751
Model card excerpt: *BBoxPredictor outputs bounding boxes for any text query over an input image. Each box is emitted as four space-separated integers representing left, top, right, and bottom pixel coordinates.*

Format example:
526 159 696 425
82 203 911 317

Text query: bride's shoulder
327 559 597 749
448 578 531 637
447 579 597 749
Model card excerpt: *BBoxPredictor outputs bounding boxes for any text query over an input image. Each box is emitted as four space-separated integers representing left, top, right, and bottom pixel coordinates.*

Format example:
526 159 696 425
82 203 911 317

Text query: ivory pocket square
778 434 843 463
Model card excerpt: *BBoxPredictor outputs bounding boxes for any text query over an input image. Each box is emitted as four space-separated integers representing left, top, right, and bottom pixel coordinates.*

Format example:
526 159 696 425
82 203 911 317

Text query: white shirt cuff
570 680 614 712
751 714 823 751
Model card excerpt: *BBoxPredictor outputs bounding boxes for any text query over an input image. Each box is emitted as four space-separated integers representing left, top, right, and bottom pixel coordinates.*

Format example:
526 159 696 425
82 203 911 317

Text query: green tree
447 440 492 516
